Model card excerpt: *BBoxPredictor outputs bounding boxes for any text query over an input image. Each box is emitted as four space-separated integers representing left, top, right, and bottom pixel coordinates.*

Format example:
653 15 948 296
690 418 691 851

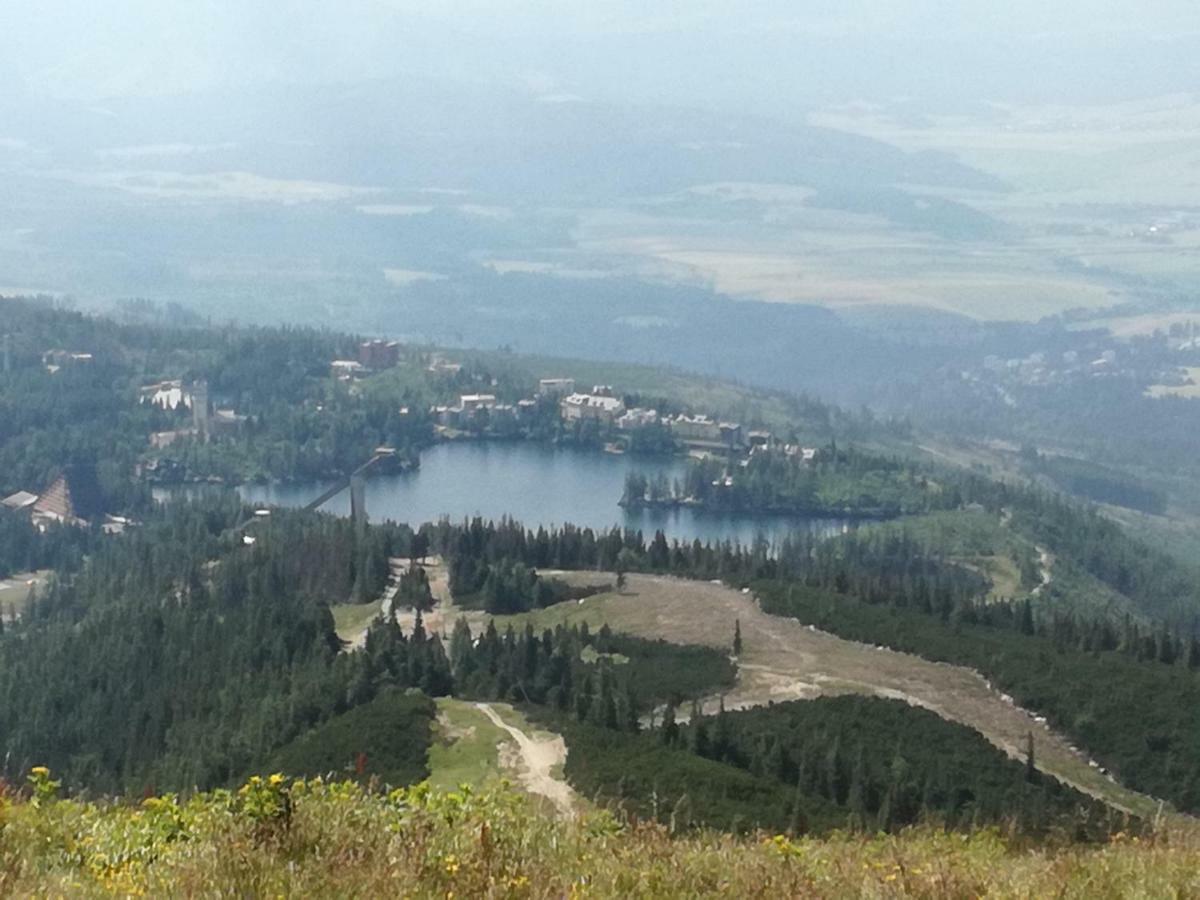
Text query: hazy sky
4 1 1200 107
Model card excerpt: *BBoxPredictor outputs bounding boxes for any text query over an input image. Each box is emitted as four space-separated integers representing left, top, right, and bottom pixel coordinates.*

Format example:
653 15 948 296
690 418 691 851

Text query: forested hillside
0 499 1145 840
550 696 1121 837
0 502 401 791
0 298 860 497
5 297 1200 855
755 581 1200 813
0 502 739 797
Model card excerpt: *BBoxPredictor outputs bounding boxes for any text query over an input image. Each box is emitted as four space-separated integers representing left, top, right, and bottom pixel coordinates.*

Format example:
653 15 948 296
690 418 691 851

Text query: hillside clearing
476 572 1163 819
476 703 577 818
0 570 50 621
330 601 379 644
427 698 513 791
429 699 578 817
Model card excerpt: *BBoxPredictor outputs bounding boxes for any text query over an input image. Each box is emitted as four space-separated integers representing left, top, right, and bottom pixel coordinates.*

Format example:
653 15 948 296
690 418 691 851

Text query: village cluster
0 337 825 533
328 341 829 463
433 377 771 451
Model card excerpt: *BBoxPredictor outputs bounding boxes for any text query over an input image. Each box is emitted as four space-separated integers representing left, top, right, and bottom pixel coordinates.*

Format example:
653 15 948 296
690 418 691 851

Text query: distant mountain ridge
4 78 1004 199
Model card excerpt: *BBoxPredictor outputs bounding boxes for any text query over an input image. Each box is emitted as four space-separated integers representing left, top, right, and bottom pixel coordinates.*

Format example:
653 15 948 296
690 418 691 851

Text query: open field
812 96 1200 207
334 556 454 648
0 570 50 620
860 509 1035 603
575 201 1122 322
64 168 379 204
806 96 1200 327
1095 311 1200 338
330 601 379 644
466 573 1164 819
959 554 1024 603
428 698 578 817
1146 366 1200 399
426 698 514 791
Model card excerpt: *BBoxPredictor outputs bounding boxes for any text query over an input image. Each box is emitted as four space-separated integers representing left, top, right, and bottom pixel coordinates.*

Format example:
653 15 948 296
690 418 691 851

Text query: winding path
1031 545 1054 596
475 703 577 817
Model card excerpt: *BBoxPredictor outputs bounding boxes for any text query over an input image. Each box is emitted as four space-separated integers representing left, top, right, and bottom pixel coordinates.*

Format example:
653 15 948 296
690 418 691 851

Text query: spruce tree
448 618 473 676
661 703 679 746
1019 599 1036 635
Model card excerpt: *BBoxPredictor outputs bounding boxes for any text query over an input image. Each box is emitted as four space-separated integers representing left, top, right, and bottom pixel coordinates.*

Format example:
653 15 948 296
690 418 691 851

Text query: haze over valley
6 4 1200 895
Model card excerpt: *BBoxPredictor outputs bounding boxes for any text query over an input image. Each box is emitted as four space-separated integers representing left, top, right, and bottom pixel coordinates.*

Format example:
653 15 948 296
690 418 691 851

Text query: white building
666 413 722 443
330 360 365 380
140 380 192 411
537 377 576 397
460 393 497 412
747 429 772 450
616 408 659 430
561 392 626 424
1 491 38 513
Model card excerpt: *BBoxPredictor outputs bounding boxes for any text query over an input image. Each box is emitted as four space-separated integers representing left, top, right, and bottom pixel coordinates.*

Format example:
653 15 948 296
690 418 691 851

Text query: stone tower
191 379 210 441
350 473 367 528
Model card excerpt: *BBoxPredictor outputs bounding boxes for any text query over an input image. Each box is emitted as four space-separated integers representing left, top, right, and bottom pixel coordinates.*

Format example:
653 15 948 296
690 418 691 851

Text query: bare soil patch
489 572 1162 818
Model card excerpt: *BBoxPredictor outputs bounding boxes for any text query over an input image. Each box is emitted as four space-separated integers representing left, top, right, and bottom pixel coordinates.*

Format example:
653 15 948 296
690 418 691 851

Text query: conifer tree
448 618 473 675
661 703 679 746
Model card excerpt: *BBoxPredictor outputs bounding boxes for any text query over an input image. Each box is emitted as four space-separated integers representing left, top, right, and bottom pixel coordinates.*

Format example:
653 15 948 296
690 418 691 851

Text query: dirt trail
555 573 1161 818
475 703 577 817
1031 545 1054 596
389 556 460 638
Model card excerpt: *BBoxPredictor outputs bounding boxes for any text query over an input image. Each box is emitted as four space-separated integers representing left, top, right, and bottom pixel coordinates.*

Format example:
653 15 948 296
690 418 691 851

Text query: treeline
327 504 1200 660
268 689 436 786
621 445 1200 628
429 517 988 626
1023 452 1168 516
672 697 1119 836
423 515 1200 814
624 444 944 516
357 616 734 729
448 552 610 614
0 510 96 583
1009 494 1200 626
552 696 1124 838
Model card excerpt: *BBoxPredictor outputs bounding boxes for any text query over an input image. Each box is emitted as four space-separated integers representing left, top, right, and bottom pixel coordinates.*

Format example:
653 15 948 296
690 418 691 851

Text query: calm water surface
238 442 850 547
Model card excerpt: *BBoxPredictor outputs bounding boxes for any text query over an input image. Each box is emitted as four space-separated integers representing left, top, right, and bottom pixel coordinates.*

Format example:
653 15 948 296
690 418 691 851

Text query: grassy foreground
2 769 1198 898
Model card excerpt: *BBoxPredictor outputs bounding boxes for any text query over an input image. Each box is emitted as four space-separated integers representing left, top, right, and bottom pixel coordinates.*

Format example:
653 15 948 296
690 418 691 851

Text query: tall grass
1 769 1198 897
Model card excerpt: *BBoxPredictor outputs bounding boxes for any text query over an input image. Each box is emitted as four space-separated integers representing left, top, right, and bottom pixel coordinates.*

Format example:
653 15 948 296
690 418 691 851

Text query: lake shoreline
232 442 857 548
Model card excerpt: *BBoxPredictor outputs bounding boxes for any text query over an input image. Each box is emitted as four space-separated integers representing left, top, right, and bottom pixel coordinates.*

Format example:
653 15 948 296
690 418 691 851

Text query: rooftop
2 490 38 511
563 392 624 411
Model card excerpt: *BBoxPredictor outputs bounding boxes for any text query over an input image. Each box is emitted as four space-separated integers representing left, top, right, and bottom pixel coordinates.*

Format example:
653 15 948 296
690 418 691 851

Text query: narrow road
475 703 577 818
